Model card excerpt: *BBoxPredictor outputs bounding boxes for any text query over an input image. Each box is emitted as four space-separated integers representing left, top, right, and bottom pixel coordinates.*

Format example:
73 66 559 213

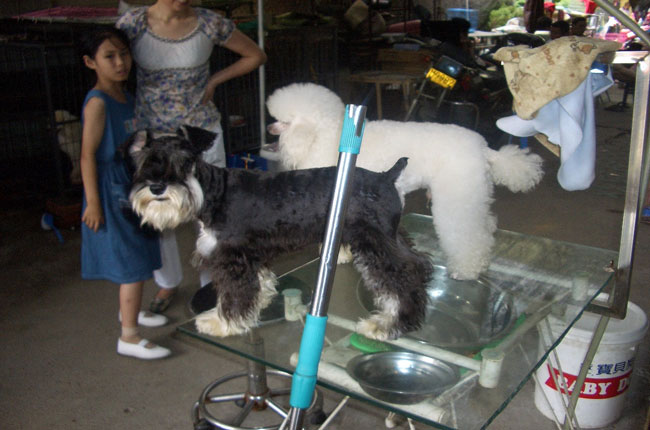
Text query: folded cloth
497 69 614 191
494 36 620 119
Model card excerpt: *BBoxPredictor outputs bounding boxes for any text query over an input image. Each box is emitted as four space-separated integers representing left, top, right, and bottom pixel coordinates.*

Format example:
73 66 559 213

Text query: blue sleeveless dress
80 89 161 284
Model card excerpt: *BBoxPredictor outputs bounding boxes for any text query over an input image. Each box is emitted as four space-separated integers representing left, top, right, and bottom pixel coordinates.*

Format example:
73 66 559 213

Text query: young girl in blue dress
80 27 170 360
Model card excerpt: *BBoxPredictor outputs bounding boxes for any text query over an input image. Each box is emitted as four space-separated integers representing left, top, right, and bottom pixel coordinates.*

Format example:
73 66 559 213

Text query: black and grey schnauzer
123 125 433 340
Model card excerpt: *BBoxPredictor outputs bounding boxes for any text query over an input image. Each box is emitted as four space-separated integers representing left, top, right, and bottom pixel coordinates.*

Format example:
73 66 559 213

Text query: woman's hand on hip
201 83 217 105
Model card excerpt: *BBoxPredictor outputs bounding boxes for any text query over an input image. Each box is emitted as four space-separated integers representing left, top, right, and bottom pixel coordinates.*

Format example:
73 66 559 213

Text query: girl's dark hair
79 26 130 59
79 27 133 90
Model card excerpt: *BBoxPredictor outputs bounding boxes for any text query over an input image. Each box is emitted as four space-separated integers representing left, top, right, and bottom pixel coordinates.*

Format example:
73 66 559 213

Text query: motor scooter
405 54 512 143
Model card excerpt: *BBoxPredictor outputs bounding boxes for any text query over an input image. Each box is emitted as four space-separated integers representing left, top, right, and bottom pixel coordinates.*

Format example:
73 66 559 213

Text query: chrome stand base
191 330 325 430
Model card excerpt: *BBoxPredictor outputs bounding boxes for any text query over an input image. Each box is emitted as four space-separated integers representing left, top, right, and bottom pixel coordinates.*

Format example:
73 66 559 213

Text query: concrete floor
1 86 649 430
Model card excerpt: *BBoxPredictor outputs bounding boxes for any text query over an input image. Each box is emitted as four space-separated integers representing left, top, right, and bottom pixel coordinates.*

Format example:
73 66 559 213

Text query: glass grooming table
178 213 617 429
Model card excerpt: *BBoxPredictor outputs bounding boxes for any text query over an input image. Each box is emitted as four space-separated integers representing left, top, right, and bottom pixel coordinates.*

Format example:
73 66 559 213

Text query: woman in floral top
116 0 266 311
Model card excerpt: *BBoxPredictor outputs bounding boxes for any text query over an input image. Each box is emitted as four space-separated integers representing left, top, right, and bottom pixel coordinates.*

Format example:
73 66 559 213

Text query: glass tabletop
178 213 618 429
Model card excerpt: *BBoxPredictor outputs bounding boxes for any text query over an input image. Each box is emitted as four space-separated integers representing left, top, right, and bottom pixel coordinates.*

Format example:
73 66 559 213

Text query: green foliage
488 1 523 30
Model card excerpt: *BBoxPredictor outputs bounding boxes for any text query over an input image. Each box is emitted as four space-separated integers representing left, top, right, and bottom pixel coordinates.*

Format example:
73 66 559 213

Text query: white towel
497 69 614 191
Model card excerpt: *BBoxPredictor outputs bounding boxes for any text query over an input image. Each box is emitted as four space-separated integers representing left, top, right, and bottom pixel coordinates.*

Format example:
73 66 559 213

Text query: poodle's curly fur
267 83 544 280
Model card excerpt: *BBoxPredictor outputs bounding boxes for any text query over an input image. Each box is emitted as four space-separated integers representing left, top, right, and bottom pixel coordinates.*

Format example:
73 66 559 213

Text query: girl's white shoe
118 311 168 327
117 338 171 360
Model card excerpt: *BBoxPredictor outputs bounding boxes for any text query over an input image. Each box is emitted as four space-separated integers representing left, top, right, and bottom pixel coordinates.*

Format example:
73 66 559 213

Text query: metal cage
0 38 89 197
211 25 338 154
0 19 338 196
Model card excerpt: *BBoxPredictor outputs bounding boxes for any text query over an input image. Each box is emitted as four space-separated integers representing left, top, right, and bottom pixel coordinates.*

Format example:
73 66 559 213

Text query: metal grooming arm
585 0 650 319
285 105 367 430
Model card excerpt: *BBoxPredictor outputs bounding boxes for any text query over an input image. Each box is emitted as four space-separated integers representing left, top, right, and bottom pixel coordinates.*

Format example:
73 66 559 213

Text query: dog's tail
385 157 408 183
485 145 543 192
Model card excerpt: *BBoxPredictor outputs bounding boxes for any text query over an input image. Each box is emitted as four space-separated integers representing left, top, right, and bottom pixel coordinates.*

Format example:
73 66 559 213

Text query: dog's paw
257 268 278 309
356 314 399 341
195 307 251 337
447 267 482 281
337 245 354 264
448 271 478 281
446 251 491 280
446 258 488 280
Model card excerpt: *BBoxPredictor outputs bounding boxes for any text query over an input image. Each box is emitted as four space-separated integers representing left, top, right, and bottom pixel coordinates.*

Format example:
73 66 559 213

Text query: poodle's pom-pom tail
486 144 544 192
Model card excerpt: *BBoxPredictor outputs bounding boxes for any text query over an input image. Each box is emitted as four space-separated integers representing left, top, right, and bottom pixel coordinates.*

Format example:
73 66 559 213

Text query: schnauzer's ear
177 125 217 155
119 130 148 160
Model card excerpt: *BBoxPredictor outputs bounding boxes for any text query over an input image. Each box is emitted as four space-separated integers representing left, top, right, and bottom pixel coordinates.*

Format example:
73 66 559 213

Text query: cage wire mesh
0 19 338 197
211 25 338 155
0 37 88 198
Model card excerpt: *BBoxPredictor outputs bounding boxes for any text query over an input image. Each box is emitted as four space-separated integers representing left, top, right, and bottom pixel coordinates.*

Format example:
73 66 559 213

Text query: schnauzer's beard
130 176 203 230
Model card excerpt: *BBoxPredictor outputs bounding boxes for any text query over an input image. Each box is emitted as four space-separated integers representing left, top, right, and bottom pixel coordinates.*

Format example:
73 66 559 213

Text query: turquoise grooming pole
285 104 367 430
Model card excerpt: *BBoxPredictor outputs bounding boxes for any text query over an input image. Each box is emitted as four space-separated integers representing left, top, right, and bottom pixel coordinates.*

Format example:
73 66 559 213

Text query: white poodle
266 83 544 280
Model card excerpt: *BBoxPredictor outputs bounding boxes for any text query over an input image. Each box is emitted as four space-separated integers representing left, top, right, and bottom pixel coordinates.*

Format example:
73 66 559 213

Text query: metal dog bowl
357 265 517 352
346 352 460 404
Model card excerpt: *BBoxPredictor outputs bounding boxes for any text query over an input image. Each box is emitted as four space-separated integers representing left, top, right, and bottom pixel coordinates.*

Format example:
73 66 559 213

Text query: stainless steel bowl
357 265 517 352
346 352 460 404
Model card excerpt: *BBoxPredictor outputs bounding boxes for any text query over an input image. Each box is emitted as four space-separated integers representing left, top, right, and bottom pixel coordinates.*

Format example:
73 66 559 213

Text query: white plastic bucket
534 298 648 428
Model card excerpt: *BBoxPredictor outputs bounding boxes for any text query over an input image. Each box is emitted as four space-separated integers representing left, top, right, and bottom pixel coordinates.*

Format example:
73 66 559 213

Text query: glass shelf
178 213 618 429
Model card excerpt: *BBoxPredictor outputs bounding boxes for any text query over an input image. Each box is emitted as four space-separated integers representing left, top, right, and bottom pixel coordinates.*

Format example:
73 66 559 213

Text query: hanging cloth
497 70 614 190
493 37 620 191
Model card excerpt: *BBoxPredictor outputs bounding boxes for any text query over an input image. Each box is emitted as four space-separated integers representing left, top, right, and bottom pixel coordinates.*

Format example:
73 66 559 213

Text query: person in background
439 17 485 68
534 15 553 40
524 0 545 33
116 0 267 314
79 27 170 360
570 16 588 36
543 1 556 19
550 20 570 40
536 15 552 31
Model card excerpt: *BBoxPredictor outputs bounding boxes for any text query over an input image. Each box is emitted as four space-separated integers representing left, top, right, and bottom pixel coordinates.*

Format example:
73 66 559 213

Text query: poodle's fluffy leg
351 228 432 340
195 247 278 337
428 167 496 280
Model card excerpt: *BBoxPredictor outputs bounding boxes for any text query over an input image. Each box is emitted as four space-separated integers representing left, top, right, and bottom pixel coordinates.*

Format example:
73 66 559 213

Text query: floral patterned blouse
116 7 234 134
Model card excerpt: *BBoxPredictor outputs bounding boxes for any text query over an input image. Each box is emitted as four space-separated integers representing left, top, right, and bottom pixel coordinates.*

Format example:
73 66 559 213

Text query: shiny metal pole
310 151 359 317
286 105 367 430
587 53 650 318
